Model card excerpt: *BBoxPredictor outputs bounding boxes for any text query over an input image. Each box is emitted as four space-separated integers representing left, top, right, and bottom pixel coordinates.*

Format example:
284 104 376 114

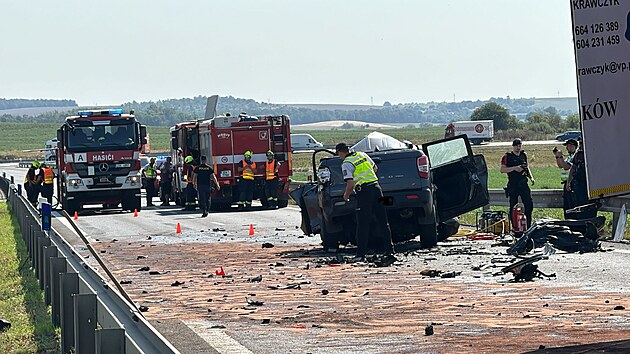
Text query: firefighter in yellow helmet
24 160 41 205
264 150 281 209
183 155 197 210
237 151 256 210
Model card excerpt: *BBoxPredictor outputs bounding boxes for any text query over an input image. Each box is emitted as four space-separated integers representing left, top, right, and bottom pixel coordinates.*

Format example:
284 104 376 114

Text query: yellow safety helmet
266 150 274 156
244 151 253 157
32 161 40 168
184 156 193 164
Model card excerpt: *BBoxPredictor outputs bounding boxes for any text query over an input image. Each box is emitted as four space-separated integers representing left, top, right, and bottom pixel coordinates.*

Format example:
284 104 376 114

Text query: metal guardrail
0 173 180 354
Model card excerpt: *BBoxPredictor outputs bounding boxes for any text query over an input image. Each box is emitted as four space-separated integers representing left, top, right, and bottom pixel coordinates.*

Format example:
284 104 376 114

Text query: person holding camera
553 138 578 218
501 138 535 229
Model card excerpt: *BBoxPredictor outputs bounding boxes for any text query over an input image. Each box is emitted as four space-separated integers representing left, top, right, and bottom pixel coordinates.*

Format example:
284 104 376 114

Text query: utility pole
371 96 373 106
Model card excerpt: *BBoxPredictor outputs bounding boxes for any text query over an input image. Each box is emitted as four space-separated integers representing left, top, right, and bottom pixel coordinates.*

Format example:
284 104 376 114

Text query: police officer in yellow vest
264 150 281 209
40 163 55 205
336 143 394 258
142 157 158 207
238 151 256 210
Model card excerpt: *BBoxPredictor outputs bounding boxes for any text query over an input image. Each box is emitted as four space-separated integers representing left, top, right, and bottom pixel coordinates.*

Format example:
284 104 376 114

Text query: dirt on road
94 237 630 354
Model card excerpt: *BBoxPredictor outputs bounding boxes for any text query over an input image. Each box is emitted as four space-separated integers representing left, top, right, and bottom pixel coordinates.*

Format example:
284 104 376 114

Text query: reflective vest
343 151 378 187
241 160 256 180
186 165 196 184
43 168 54 185
265 160 278 180
560 152 575 182
144 164 157 179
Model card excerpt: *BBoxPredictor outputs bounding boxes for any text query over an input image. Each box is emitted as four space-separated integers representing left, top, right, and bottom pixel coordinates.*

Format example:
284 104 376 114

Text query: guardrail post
50 257 67 327
37 236 51 289
74 293 97 354
95 328 126 354
61 272 79 354
43 245 58 306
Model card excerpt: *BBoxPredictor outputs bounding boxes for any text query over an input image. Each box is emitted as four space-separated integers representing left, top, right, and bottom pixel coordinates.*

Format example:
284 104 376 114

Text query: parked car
290 135 489 249
555 131 581 141
291 133 324 151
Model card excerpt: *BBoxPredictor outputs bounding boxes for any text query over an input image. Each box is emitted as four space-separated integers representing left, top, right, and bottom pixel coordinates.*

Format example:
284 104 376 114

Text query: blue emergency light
78 109 124 117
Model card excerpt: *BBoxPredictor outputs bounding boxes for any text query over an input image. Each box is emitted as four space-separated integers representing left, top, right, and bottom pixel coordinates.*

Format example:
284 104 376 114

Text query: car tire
419 205 438 248
277 200 288 208
320 216 339 251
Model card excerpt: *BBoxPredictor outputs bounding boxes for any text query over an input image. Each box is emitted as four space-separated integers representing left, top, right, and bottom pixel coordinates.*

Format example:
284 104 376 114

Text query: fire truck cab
170 114 293 210
56 109 148 214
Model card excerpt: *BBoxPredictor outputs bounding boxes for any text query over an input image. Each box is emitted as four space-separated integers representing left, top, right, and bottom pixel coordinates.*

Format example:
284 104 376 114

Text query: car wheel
418 205 438 248
320 216 340 251
277 200 288 208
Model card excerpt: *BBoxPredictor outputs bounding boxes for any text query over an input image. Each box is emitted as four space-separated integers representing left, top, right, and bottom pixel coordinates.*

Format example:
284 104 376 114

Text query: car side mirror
140 125 148 145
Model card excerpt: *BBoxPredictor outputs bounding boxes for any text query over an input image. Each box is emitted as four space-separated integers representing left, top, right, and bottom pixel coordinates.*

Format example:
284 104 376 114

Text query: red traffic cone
176 222 182 234
133 209 138 217
249 224 255 236
73 211 78 220
215 266 225 276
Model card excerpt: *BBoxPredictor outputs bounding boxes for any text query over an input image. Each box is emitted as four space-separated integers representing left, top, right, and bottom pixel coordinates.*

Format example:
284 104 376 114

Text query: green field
0 203 59 353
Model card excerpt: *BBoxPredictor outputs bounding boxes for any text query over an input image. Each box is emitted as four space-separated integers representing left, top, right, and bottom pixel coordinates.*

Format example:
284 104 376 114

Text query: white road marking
211 222 225 226
183 320 253 354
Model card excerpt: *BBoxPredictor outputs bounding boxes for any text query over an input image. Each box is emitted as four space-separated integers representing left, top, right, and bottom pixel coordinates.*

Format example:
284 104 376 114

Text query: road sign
41 202 51 231
570 1 630 198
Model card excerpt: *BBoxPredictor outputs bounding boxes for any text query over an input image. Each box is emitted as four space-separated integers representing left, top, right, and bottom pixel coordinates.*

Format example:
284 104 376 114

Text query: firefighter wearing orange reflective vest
40 163 55 205
237 151 256 210
24 161 41 205
264 150 281 209
184 155 197 210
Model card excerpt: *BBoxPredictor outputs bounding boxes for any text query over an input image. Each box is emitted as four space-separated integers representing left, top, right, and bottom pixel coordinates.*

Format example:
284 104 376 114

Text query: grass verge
0 202 59 353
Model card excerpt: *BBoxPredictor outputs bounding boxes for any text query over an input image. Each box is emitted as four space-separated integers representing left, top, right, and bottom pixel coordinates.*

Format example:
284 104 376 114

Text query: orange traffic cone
73 211 78 220
133 209 138 217
176 223 182 234
249 224 255 236
215 266 225 276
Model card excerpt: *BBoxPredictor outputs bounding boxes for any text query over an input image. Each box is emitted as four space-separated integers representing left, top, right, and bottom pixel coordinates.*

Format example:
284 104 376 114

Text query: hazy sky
0 0 576 106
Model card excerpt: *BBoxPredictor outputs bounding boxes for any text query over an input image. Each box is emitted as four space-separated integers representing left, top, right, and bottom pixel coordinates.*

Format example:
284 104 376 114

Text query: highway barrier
0 174 180 354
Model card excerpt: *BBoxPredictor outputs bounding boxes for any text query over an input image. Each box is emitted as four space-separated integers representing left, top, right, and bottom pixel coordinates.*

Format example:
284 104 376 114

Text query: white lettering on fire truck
93 154 115 162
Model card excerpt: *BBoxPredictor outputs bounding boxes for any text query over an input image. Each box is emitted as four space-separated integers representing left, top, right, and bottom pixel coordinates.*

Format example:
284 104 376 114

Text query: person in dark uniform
160 156 174 206
553 138 579 219
193 156 220 217
183 155 197 210
566 139 596 219
500 138 535 229
336 143 394 258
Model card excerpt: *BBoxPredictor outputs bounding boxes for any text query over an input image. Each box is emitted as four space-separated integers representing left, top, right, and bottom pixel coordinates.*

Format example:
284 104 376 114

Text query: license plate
100 177 109 183
220 170 231 178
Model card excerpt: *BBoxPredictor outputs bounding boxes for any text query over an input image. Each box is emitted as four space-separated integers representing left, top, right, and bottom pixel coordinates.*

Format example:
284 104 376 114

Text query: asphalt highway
3 162 630 353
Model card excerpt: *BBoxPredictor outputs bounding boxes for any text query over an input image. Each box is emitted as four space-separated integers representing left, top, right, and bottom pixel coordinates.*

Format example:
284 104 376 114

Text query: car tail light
417 155 429 179
406 194 419 199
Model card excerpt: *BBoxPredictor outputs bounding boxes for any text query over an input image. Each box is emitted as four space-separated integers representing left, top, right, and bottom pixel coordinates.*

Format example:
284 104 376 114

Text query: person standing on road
264 150 281 209
553 138 578 219
501 138 535 229
183 155 197 210
336 143 394 258
566 139 596 219
40 163 55 205
24 161 40 205
193 156 220 217
160 156 174 206
237 151 256 210
142 157 158 207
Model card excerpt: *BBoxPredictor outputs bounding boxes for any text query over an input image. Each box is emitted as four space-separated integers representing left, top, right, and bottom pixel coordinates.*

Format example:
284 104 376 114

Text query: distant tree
383 101 392 107
470 102 518 130
563 114 581 130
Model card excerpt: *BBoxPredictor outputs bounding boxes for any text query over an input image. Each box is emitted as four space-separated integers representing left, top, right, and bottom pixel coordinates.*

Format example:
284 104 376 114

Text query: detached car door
422 135 489 221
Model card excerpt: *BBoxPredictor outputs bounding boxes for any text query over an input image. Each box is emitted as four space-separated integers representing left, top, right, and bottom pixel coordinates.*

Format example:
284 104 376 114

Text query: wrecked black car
290 135 490 249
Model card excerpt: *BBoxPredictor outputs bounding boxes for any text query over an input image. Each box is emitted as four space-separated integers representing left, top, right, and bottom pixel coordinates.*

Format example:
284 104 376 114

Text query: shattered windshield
67 124 137 151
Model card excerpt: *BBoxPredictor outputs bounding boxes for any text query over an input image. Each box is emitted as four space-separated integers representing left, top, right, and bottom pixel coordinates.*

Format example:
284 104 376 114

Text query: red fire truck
55 109 148 214
170 114 293 210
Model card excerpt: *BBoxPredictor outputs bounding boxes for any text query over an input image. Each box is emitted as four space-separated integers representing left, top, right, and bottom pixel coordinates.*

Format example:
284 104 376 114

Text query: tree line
0 96 578 128
0 98 76 110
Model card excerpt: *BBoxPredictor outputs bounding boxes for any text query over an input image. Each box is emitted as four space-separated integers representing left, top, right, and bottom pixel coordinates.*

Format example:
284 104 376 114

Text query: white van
291 134 324 151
